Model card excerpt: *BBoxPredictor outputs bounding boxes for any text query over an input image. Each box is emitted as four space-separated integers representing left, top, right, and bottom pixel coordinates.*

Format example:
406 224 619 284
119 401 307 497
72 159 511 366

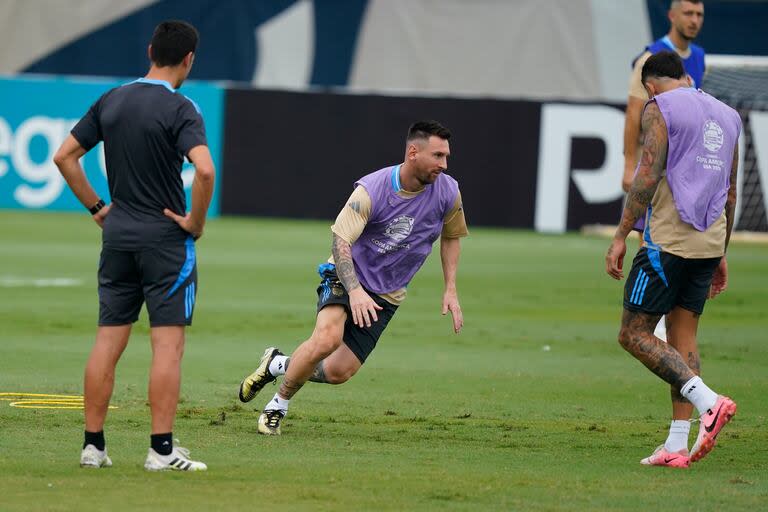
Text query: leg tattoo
618 310 696 389
686 351 701 374
278 377 305 400
280 358 328 384
670 352 701 404
308 361 329 384
670 385 688 404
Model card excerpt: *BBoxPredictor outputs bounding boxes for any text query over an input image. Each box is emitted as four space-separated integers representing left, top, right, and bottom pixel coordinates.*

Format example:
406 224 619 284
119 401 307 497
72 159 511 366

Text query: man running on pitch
238 120 467 435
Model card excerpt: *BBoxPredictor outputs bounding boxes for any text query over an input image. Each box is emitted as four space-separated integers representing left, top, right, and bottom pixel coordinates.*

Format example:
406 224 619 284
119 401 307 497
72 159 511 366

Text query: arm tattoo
332 233 360 292
724 143 739 251
616 102 668 238
618 310 695 390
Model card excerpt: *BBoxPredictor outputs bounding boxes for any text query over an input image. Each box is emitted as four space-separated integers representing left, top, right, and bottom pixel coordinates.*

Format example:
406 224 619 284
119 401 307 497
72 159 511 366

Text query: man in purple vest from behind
237 121 468 435
606 51 740 468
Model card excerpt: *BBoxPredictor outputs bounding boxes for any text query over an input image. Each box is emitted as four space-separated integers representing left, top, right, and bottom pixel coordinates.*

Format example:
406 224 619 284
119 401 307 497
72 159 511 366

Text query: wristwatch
89 199 106 215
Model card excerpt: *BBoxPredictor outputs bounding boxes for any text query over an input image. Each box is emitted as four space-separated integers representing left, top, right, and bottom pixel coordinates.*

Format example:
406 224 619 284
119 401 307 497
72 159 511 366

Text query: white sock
264 393 290 413
654 315 667 342
663 420 690 453
680 376 718 415
269 355 289 376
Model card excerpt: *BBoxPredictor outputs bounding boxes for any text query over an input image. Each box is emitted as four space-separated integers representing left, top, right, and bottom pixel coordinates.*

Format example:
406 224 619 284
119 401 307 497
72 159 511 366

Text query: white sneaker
80 444 112 468
144 446 207 472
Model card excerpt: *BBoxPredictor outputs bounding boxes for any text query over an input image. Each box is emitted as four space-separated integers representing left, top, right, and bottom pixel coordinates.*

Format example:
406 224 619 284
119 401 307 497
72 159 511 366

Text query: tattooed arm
617 101 668 238
330 186 374 292
606 101 668 280
332 233 382 327
332 234 361 292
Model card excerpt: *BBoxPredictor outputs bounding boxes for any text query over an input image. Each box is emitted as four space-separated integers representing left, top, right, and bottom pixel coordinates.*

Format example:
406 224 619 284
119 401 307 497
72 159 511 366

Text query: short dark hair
407 120 451 143
670 0 702 8
150 20 199 67
641 51 686 85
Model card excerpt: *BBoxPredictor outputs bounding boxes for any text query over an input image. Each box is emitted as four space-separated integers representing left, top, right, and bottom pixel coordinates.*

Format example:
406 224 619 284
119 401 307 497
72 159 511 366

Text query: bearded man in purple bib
606 51 740 468
238 121 468 435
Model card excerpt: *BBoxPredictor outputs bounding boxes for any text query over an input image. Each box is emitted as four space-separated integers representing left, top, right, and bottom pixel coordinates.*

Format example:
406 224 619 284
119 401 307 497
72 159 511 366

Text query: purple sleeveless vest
635 88 741 232
352 165 459 294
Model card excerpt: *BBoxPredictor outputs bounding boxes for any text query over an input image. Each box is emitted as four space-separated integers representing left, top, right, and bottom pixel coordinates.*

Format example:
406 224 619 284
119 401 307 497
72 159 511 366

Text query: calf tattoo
618 310 695 389
283 358 329 383
687 351 701 374
309 361 329 383
278 377 305 400
671 351 701 403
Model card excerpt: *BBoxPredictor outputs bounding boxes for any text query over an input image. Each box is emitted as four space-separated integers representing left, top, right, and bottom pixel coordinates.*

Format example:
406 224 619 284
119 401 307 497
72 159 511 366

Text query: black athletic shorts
315 263 398 364
98 237 197 326
623 246 721 316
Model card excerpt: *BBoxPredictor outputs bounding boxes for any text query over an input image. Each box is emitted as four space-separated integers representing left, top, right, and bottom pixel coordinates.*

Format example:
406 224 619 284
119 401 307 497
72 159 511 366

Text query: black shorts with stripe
623 246 721 316
98 236 198 326
315 263 397 364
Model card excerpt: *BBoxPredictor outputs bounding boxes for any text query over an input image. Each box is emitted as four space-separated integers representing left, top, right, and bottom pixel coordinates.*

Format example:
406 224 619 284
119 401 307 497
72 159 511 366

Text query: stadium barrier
2 76 766 233
221 87 768 233
222 88 630 231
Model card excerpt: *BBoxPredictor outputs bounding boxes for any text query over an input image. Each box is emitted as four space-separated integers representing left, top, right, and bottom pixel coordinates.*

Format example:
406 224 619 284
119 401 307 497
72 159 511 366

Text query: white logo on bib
702 120 724 152
384 215 414 243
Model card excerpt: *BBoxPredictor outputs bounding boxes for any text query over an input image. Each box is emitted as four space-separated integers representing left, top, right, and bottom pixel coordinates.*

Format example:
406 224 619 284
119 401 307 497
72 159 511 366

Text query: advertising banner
0 76 224 216
222 88 631 231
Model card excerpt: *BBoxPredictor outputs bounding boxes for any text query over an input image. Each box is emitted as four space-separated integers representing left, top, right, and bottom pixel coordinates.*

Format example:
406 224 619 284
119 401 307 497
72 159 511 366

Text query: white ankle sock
680 376 718 415
269 355 289 376
663 420 690 453
265 393 289 413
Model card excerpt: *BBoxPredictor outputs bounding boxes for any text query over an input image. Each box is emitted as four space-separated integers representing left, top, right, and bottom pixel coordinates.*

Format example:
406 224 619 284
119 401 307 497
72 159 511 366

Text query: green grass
0 211 766 511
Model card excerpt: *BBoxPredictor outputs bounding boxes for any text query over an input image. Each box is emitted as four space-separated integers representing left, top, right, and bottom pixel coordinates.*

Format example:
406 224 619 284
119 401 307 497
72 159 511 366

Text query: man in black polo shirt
53 20 214 472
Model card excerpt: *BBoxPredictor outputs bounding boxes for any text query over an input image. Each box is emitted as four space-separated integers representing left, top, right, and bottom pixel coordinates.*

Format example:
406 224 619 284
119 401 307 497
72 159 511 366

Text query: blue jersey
633 36 706 89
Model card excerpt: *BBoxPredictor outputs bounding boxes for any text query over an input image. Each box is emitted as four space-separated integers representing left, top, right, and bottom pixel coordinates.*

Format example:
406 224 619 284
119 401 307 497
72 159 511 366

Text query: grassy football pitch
0 211 766 511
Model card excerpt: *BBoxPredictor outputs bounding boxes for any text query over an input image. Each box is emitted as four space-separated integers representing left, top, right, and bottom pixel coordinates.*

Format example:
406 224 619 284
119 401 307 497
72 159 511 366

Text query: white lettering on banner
748 112 768 219
0 117 11 178
535 104 625 233
0 115 192 209
11 116 71 208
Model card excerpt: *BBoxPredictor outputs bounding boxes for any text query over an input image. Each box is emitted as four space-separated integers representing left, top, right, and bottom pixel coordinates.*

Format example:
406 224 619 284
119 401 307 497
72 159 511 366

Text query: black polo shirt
71 78 207 249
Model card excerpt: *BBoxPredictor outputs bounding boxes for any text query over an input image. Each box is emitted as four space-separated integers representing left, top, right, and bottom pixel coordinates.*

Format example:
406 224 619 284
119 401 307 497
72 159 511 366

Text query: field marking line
0 392 84 399
0 277 83 287
1 392 117 409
